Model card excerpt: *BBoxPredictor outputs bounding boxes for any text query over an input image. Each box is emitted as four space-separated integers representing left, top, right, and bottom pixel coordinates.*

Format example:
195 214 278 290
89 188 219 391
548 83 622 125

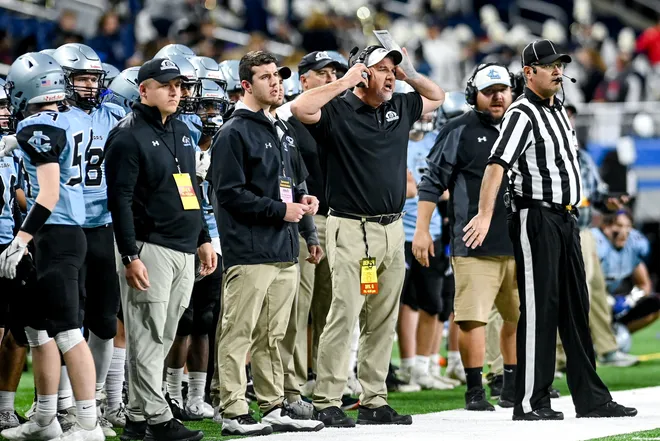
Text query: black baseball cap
278 66 292 80
298 51 344 76
137 58 187 84
521 39 572 67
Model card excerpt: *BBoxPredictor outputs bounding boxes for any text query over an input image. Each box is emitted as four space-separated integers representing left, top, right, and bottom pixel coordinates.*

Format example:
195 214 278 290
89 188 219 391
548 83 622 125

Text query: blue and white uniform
0 146 23 245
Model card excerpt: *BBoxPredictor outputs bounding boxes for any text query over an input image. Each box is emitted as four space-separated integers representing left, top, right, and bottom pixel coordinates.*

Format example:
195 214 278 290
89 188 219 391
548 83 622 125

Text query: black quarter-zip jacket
210 107 307 269
105 102 210 256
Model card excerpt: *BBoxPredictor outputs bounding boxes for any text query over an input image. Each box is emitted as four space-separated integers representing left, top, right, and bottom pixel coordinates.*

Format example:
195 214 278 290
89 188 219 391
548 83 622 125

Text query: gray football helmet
39 49 56 57
154 44 195 59
326 51 349 74
197 79 229 137
395 81 437 133
5 53 66 119
283 72 301 102
0 78 13 134
436 91 470 128
162 54 200 113
52 43 105 110
218 60 241 101
102 63 121 89
189 56 227 91
105 67 140 114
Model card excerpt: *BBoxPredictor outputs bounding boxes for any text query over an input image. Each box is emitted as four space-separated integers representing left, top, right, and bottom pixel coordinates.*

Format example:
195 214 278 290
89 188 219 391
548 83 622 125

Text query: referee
463 39 637 421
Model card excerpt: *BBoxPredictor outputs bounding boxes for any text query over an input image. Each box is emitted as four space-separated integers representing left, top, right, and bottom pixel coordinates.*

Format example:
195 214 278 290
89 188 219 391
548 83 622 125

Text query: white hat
473 65 511 90
366 48 403 67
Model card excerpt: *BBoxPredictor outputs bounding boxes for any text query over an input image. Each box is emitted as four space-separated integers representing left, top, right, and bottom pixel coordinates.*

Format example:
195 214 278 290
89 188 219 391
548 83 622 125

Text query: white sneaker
346 372 362 395
221 414 272 436
300 379 316 398
52 422 104 441
97 416 115 437
430 365 462 387
0 410 20 430
104 404 126 428
25 402 37 421
412 367 454 390
598 350 640 367
261 407 324 432
213 406 222 424
185 396 213 419
395 366 422 392
283 399 314 419
1 418 62 441
446 363 467 384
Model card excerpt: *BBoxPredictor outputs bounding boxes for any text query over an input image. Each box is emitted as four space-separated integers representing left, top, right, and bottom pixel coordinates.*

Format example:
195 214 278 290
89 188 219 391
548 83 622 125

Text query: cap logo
486 68 501 80
315 51 331 61
160 60 178 71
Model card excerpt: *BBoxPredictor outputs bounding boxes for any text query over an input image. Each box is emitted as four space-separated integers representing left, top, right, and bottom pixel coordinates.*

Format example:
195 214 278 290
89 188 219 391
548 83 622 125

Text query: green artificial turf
589 428 660 441
6 320 660 441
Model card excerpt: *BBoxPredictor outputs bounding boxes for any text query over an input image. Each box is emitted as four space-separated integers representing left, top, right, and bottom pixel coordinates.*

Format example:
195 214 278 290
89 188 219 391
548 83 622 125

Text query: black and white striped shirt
488 88 582 206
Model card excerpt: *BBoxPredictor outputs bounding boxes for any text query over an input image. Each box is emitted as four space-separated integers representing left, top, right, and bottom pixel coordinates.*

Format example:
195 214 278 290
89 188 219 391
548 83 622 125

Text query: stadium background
0 0 659 439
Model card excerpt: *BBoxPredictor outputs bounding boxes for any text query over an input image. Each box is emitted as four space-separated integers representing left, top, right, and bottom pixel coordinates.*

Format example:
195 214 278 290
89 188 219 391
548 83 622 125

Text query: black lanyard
148 124 182 173
273 118 291 179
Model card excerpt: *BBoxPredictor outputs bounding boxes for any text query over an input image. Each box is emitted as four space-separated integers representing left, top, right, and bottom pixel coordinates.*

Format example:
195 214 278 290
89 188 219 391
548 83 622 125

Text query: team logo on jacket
385 110 399 122
284 135 295 152
182 135 191 146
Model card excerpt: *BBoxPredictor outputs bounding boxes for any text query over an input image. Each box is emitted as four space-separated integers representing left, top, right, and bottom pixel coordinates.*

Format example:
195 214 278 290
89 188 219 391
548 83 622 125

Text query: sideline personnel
291 45 444 427
105 58 215 441
463 39 637 421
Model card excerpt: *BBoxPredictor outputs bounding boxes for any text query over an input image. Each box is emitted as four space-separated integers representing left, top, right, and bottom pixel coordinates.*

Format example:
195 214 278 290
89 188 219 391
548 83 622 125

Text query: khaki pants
219 263 298 418
281 215 332 401
485 307 504 377
119 242 194 425
313 216 405 410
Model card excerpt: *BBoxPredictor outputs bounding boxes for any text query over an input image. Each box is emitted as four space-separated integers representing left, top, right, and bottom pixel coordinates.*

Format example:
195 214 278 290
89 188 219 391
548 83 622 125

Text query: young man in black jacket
210 51 323 436
105 58 216 441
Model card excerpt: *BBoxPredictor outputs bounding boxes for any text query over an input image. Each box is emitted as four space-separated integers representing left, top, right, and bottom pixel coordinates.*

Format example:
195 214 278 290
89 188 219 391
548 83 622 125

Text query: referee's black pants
508 206 612 416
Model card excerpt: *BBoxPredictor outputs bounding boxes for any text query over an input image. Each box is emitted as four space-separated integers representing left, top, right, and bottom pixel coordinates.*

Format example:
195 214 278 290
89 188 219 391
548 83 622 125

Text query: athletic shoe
488 374 503 399
513 408 563 421
300 379 316 398
98 415 116 437
24 401 37 420
429 365 461 387
356 405 412 425
314 406 355 428
598 351 639 367
52 422 104 441
411 367 454 390
120 418 146 441
165 393 202 421
1 418 62 441
56 407 77 432
576 401 637 418
346 372 362 396
185 396 213 419
283 398 314 419
144 418 203 441
0 410 20 430
549 386 561 399
465 387 495 411
445 363 467 384
340 395 360 411
105 404 126 428
261 406 324 432
221 414 273 437
390 366 421 393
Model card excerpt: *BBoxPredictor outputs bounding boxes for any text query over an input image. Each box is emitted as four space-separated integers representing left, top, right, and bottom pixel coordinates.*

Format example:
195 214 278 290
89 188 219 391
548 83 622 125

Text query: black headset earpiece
532 67 537 74
465 62 513 107
349 45 382 88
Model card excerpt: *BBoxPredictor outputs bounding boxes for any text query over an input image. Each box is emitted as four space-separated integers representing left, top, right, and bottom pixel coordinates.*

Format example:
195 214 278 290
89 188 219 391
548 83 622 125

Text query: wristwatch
122 254 140 266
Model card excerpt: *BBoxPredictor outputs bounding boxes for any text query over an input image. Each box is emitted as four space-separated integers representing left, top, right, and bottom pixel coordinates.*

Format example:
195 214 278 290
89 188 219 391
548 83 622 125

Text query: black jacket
106 102 210 256
210 107 307 269
418 111 513 257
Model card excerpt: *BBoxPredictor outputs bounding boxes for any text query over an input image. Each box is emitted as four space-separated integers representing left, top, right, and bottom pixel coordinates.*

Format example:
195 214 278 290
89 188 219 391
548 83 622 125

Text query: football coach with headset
291 45 444 427
413 63 519 412
464 39 637 421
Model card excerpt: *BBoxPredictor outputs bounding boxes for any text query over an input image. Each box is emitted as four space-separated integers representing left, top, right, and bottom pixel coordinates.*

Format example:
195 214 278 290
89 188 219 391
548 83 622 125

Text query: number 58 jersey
16 109 91 226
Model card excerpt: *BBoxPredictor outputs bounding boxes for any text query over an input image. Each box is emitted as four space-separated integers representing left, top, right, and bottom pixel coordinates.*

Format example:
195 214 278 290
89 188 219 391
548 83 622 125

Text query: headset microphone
532 67 537 74
562 74 577 83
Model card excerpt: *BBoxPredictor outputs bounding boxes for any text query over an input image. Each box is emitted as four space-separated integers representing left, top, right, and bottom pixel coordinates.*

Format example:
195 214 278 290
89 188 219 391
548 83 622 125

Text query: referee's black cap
522 39 572 67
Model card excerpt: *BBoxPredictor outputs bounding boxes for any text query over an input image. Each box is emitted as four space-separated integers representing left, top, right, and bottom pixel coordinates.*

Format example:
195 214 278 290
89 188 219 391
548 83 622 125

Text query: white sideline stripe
519 208 536 414
240 387 660 441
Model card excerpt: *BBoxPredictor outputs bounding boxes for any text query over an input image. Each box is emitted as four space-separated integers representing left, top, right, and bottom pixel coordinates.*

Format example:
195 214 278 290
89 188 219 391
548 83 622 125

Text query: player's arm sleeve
488 109 533 170
105 129 141 256
418 124 464 203
210 128 287 224
16 124 67 165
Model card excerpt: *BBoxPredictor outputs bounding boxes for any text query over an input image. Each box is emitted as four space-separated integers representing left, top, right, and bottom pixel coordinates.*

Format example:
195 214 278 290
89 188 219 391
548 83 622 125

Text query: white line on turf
238 387 660 441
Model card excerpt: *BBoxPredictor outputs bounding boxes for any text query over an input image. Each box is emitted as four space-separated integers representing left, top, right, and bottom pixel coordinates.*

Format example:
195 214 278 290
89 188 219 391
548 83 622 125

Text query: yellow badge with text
173 173 200 210
360 258 378 295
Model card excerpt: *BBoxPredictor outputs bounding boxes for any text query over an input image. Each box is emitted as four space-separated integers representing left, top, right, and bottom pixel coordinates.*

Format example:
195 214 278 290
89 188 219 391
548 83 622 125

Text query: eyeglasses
533 61 566 71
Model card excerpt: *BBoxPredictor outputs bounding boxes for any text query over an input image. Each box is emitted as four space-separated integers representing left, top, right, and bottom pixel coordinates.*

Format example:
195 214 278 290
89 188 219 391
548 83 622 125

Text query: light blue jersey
403 131 442 243
178 114 203 149
74 103 125 227
0 145 23 244
17 109 90 226
593 227 650 295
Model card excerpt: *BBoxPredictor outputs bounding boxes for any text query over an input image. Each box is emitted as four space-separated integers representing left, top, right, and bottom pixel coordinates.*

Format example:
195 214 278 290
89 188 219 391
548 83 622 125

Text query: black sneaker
513 408 564 421
577 401 637 418
120 418 147 441
549 386 560 399
165 393 203 421
498 383 515 408
465 387 495 411
145 419 203 441
314 406 355 428
489 375 503 399
386 363 406 392
356 405 412 425
340 395 359 411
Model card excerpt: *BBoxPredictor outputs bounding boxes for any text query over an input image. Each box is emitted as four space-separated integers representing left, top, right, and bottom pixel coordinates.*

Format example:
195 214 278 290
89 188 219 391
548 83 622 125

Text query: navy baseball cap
522 39 572 66
298 51 345 76
137 58 187 84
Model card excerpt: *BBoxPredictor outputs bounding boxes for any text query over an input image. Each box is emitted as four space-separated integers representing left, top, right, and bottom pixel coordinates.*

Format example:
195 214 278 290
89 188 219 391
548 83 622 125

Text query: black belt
513 198 578 216
328 209 403 226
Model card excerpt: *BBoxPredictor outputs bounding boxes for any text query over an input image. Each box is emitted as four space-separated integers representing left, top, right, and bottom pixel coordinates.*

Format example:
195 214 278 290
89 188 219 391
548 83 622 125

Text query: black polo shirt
306 90 423 216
